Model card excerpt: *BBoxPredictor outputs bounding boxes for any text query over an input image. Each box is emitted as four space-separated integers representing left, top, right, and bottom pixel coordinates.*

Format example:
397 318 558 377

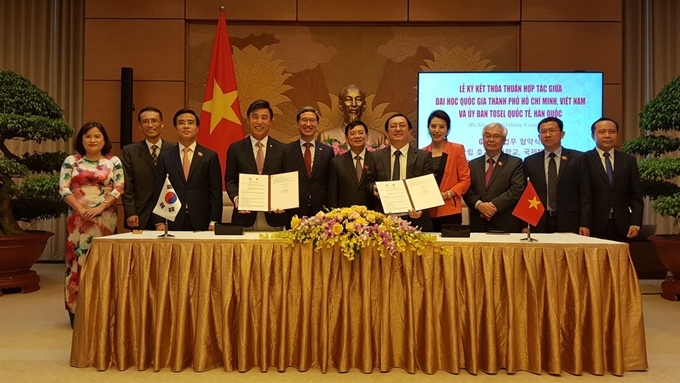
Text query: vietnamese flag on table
198 9 244 190
512 180 545 227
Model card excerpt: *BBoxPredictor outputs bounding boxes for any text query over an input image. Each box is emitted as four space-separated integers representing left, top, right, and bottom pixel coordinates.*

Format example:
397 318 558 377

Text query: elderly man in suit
585 117 643 241
328 120 378 210
367 113 434 232
463 122 525 232
225 100 291 231
286 106 334 219
121 106 175 230
153 109 222 231
523 117 591 235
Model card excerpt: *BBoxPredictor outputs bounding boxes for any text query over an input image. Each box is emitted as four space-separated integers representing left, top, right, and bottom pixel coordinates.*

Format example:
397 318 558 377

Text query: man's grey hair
296 106 320 122
482 122 508 138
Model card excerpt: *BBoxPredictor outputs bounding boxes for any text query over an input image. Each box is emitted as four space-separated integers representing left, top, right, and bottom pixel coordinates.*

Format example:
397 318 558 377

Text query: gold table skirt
70 239 648 375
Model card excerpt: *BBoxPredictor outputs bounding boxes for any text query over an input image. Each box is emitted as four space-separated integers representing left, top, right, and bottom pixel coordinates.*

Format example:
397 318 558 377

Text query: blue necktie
604 152 613 183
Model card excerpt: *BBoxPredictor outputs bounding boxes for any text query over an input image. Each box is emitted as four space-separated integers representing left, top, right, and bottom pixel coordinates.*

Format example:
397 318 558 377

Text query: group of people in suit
120 101 643 243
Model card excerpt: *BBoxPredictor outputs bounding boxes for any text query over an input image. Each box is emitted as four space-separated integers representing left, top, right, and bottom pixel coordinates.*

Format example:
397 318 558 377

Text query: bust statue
317 84 387 146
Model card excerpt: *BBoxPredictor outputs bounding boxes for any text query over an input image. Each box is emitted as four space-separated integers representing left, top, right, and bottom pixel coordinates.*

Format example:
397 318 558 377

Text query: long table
70 232 648 375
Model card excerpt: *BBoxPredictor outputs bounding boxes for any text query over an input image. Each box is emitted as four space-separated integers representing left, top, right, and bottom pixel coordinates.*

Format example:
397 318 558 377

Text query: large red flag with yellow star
198 9 244 189
512 180 545 227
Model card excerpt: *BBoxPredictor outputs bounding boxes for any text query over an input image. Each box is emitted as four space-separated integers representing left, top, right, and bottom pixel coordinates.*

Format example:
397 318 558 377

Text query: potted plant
622 74 680 301
0 70 73 295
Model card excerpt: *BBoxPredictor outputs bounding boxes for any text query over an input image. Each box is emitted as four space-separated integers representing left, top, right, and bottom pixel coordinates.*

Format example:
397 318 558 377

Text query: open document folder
237 171 299 211
376 173 445 214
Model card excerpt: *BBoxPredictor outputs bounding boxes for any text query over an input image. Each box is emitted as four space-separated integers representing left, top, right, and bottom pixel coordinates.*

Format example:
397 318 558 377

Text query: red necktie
304 143 312 177
485 158 495 186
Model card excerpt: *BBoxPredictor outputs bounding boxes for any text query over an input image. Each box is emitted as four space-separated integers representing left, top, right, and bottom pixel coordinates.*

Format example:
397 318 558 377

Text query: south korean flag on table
153 175 181 222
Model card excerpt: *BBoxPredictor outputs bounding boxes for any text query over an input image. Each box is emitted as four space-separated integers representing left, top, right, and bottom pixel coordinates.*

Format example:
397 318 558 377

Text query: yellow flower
332 223 344 235
345 222 356 232
354 205 367 214
291 215 301 229
355 217 368 226
365 213 376 223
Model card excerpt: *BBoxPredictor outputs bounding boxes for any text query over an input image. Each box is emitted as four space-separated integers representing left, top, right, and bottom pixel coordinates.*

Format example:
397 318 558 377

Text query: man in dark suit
225 100 290 230
463 122 525 233
367 113 434 232
328 121 378 210
286 106 334 219
523 117 591 235
153 108 222 231
121 106 175 230
586 117 643 241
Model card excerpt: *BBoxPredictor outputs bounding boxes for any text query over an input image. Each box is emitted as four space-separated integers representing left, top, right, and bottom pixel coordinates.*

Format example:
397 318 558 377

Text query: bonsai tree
0 70 74 236
622 74 680 231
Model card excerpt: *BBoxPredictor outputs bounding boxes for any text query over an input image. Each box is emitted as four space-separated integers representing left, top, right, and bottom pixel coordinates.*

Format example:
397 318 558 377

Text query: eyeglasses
347 131 366 137
483 134 504 140
177 120 196 127
299 118 318 124
141 119 160 125
388 123 408 130
539 129 560 136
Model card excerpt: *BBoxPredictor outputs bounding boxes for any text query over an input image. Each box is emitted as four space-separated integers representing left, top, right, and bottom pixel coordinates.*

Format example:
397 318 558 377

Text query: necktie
485 158 495 187
392 150 402 181
255 141 264 174
355 155 363 181
548 152 557 210
604 152 613 183
151 145 158 166
304 143 312 177
182 146 191 180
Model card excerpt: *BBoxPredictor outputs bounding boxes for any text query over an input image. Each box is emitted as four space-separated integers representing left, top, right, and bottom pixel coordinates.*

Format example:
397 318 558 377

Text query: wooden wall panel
522 0 622 21
85 19 185 81
604 84 624 142
84 81 185 143
298 0 408 22
186 0 296 21
520 22 622 84
85 0 185 19
410 0 520 22
83 81 120 140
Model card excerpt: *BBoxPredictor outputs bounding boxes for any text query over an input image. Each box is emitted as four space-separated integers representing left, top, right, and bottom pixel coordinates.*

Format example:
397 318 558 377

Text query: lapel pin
497 161 503 167
561 156 567 161
197 152 204 157
364 165 370 170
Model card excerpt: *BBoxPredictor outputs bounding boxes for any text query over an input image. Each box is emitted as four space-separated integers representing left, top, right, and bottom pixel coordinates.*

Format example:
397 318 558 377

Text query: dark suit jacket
463 153 525 233
286 140 334 218
523 147 592 233
367 145 434 232
328 150 378 210
225 136 292 228
585 149 643 237
152 143 223 231
121 140 176 229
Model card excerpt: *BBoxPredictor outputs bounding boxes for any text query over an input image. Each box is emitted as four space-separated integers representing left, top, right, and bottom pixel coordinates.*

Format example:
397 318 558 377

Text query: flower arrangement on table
266 205 438 261
323 138 388 156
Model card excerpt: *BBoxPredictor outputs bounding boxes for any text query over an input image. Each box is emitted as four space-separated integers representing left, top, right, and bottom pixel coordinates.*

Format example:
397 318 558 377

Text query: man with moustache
286 106 334 219
328 120 378 210
225 99 291 230
585 117 643 241
153 109 222 231
463 122 525 232
367 113 434 232
122 106 175 230
523 117 591 235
